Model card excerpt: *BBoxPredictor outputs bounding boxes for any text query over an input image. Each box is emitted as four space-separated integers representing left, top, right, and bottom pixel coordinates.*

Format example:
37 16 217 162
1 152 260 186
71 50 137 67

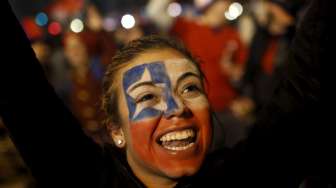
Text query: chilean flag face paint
120 55 212 179
123 62 179 121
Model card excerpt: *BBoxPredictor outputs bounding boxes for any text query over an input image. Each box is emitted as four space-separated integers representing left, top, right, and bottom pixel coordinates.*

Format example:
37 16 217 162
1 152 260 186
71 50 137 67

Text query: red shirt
171 17 247 111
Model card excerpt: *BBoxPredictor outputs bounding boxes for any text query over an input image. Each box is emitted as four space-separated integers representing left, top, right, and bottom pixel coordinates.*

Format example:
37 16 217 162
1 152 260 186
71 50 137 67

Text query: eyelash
182 84 202 96
183 85 199 92
136 93 157 104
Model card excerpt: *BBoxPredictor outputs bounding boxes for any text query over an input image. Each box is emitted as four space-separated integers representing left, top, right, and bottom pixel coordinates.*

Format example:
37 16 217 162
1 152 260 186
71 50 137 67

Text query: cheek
194 108 212 150
187 98 212 148
128 119 159 162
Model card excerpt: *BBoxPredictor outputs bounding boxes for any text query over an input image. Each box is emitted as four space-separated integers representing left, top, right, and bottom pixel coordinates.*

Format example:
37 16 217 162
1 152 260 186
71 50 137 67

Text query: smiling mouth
157 128 197 151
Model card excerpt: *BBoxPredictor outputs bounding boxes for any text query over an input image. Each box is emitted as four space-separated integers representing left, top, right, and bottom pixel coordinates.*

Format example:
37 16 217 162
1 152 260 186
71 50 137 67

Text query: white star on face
127 67 168 120
127 67 152 93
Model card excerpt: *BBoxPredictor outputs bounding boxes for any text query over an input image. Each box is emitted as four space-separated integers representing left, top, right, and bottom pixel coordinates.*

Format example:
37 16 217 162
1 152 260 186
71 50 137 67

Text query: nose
163 94 187 118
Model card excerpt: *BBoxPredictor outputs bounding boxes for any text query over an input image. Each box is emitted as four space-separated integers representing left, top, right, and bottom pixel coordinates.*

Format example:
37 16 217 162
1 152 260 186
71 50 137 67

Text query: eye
183 85 199 93
181 84 202 98
136 93 157 104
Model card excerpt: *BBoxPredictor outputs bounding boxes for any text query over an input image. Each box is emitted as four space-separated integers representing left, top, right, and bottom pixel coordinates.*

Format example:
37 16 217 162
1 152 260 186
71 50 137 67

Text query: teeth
160 129 195 142
163 143 194 151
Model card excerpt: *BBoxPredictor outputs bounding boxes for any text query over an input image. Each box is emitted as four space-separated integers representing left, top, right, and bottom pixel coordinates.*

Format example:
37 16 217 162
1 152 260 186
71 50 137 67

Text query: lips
157 128 197 151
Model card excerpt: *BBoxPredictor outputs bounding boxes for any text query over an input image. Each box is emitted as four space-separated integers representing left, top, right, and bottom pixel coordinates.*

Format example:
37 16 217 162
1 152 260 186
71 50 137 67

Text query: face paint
118 51 212 182
129 107 212 178
123 62 179 121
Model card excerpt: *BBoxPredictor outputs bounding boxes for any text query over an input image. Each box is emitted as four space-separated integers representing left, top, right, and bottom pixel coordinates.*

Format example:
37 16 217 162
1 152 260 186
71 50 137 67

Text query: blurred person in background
62 31 107 144
241 0 306 114
83 4 117 66
21 1 110 145
42 2 116 104
146 0 250 150
45 2 116 145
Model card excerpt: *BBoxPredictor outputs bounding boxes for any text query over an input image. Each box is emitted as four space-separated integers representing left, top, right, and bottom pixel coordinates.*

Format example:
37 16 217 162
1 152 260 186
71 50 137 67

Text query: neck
127 153 178 188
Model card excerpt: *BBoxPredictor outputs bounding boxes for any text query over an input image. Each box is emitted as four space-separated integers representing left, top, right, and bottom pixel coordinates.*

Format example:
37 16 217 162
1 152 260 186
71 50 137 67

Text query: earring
117 139 123 145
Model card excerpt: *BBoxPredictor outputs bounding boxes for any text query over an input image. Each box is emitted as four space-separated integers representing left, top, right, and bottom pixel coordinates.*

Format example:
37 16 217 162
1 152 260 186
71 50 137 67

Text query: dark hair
102 35 204 129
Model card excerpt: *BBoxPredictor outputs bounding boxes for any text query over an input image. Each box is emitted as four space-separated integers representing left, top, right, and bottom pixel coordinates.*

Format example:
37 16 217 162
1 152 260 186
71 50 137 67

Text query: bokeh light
121 14 135 29
225 2 243 20
167 2 182 17
70 18 84 33
48 22 62 35
35 12 48 26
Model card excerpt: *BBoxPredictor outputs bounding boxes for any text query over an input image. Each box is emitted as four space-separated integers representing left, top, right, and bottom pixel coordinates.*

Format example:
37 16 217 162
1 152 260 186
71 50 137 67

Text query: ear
109 126 126 148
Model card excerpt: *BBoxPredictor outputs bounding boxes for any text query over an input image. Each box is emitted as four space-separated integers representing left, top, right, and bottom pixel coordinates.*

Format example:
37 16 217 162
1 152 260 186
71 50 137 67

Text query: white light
229 2 243 17
225 11 236 20
225 2 243 21
70 18 84 33
121 14 135 29
167 2 182 17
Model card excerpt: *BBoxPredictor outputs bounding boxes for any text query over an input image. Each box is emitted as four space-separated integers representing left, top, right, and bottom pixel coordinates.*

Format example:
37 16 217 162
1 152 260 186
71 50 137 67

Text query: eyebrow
127 72 201 93
176 72 201 87
127 81 155 93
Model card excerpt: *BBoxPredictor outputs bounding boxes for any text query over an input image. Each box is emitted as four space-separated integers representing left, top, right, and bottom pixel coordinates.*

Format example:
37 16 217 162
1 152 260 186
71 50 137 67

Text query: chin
167 166 201 179
157 154 206 179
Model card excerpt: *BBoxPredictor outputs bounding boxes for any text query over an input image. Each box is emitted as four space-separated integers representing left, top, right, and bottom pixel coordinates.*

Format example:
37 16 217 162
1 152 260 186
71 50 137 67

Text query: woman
0 0 326 187
62 32 106 144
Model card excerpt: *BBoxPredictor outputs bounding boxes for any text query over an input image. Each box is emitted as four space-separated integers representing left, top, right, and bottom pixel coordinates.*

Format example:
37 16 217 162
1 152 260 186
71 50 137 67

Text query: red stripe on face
128 107 212 178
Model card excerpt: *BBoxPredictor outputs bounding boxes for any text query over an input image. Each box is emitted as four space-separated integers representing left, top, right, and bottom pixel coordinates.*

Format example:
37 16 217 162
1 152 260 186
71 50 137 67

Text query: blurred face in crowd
203 0 230 27
64 33 89 68
111 48 212 185
85 5 103 32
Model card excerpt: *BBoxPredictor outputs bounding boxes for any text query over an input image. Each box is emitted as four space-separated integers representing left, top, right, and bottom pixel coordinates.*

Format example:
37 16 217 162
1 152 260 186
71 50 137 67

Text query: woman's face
113 48 212 180
205 1 229 27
